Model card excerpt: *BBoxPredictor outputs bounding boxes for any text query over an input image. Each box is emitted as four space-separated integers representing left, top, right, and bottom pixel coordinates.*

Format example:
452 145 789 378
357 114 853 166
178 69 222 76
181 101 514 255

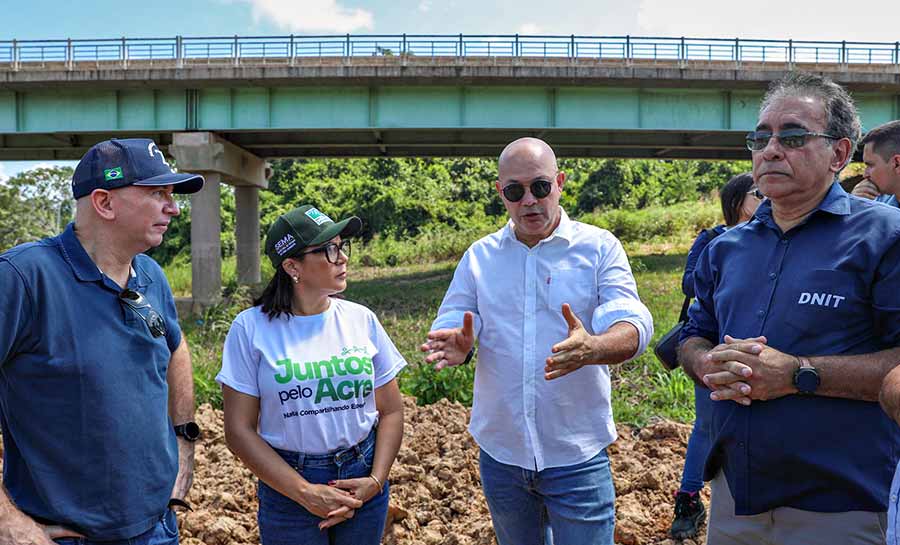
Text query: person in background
218 205 405 545
670 172 761 539
851 120 900 209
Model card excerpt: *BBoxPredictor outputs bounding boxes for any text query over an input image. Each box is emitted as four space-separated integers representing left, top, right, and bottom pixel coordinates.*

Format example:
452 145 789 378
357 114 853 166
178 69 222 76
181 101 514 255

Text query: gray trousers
706 471 887 545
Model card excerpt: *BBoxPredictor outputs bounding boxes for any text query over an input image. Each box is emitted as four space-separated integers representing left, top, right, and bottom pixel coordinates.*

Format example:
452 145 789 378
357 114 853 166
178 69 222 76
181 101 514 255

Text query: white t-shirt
216 298 407 454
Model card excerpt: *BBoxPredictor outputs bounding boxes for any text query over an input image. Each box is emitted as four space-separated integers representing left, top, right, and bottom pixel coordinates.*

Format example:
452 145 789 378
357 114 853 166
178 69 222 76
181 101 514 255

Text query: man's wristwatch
173 422 201 442
792 356 820 395
461 347 476 365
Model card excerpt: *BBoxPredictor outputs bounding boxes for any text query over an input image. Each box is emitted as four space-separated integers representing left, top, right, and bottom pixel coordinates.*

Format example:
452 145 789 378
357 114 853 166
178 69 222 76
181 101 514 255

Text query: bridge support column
170 132 271 314
190 173 222 309
235 185 261 285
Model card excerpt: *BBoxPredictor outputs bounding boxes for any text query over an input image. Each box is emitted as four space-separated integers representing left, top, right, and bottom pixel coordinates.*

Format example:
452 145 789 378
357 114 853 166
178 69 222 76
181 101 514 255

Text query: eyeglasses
119 289 166 338
299 239 351 264
501 179 554 202
747 187 764 200
745 129 840 151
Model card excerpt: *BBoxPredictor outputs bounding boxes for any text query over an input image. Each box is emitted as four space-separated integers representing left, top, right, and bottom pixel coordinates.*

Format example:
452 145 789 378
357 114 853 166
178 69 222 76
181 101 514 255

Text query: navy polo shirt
682 182 900 515
0 223 182 539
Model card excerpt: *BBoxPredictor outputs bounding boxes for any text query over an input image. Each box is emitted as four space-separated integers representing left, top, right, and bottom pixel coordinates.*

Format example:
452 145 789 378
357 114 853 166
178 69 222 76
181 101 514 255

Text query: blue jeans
54 509 178 545
679 383 713 493
257 428 389 545
479 447 616 545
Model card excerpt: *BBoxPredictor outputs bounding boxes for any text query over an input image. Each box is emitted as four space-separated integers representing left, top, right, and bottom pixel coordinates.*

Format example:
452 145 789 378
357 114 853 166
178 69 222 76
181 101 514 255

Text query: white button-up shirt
432 209 653 471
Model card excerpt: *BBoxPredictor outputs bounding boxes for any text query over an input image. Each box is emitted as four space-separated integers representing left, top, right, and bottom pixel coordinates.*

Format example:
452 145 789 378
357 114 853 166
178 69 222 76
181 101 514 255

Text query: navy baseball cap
72 138 204 199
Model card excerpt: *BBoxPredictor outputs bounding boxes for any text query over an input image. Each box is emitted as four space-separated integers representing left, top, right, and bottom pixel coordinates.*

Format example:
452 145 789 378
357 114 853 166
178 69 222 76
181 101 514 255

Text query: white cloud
233 0 374 33
518 23 543 35
0 163 8 185
418 0 432 13
636 0 900 42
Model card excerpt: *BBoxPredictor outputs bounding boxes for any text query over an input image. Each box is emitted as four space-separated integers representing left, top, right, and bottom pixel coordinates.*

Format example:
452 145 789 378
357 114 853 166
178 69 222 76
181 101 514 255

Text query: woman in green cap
217 205 406 544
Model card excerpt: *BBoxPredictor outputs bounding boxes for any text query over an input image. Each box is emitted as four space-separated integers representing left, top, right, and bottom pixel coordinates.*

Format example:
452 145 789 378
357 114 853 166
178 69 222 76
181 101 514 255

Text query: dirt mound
0 398 706 544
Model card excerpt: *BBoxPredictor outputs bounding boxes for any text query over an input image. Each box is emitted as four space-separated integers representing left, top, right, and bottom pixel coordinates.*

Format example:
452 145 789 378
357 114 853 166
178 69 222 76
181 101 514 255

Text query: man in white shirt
421 137 653 545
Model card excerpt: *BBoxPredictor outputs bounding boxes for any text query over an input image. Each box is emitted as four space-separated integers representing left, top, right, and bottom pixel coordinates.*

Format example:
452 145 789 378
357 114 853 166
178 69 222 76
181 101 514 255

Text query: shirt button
892 494 898 502
757 310 764 316
769 273 776 279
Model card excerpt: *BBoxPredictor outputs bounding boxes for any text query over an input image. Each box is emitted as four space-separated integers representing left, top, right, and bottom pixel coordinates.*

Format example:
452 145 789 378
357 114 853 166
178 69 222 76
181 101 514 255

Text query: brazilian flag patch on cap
104 167 123 181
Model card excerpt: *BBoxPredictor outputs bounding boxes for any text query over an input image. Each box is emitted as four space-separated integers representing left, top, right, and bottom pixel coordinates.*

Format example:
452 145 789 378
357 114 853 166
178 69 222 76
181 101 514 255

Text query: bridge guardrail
1 34 899 70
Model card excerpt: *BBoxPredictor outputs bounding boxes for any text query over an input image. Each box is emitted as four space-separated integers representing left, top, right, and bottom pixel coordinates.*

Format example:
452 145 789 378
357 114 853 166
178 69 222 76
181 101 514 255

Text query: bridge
2 33 899 308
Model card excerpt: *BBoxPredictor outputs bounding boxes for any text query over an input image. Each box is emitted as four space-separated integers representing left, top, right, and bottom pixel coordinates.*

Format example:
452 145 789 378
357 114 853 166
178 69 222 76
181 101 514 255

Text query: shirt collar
501 207 574 247
754 181 851 229
59 223 103 282
58 223 151 289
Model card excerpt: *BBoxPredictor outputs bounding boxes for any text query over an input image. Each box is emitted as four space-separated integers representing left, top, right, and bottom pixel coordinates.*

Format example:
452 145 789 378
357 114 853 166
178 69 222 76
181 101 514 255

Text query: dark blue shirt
0 224 182 539
682 225 727 298
681 183 900 515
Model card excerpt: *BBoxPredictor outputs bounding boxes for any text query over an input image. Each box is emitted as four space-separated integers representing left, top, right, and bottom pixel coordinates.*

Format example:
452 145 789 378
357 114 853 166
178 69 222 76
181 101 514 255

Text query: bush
580 201 722 242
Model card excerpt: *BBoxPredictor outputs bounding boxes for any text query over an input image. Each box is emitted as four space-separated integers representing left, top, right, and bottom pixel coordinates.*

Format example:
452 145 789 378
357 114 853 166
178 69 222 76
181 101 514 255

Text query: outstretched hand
545 304 596 380
420 312 475 370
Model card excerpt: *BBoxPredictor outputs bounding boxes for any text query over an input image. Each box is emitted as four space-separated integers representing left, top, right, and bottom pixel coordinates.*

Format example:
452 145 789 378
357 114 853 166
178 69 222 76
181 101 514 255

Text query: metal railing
1 34 899 69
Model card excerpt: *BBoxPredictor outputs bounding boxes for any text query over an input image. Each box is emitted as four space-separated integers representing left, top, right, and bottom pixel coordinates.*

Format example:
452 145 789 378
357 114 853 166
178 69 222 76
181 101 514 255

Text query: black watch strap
173 421 201 442
168 498 193 511
462 347 476 365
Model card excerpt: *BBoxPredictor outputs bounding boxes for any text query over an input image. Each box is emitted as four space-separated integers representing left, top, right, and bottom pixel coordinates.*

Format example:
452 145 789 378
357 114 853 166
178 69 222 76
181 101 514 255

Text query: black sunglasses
298 239 351 265
119 289 166 338
501 179 554 202
747 187 764 200
745 129 840 151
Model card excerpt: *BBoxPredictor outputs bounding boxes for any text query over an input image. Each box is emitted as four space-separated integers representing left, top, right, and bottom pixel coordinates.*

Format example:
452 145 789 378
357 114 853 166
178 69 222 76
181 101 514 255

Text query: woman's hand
330 477 382 503
298 483 362 520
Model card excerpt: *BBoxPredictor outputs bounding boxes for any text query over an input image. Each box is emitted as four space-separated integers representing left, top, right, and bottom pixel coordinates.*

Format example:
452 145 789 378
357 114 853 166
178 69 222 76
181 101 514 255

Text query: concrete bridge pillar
235 185 261 285
170 132 271 313
189 173 222 308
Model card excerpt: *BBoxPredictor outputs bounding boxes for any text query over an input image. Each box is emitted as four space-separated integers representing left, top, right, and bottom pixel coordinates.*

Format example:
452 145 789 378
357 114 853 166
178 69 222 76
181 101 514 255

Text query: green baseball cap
265 205 362 268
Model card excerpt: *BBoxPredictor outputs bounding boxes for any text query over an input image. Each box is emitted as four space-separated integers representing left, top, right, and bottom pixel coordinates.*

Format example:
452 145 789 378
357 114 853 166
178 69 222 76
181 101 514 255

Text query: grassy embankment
169 200 719 427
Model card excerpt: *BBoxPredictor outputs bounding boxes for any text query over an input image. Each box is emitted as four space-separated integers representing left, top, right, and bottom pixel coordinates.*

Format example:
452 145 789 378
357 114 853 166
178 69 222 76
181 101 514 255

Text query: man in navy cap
0 139 204 545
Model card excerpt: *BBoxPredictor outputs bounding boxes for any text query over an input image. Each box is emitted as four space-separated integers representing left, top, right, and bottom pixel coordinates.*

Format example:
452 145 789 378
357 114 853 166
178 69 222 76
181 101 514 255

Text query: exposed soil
0 397 707 545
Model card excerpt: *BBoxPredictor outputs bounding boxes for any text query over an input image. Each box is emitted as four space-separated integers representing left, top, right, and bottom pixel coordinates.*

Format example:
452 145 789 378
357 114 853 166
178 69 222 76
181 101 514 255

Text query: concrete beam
170 131 270 188
190 172 222 310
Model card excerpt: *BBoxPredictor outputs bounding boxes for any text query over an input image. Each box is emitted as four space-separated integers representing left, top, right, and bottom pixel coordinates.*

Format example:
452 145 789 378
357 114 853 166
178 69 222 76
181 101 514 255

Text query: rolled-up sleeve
590 238 653 360
431 249 484 337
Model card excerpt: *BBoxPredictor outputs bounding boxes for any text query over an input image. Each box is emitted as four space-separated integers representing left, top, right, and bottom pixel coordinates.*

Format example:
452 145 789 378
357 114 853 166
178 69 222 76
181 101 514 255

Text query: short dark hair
720 173 755 226
255 261 300 320
861 120 900 162
760 73 861 168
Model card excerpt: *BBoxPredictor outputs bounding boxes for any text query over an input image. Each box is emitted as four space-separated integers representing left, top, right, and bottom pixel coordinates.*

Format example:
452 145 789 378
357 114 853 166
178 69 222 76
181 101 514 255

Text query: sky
1 0 898 178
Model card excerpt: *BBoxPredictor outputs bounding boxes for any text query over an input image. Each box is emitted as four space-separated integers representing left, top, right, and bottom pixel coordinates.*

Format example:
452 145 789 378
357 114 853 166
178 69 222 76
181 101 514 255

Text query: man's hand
701 335 764 405
545 304 597 380
704 335 798 403
421 312 475 370
0 512 83 545
169 436 195 504
852 180 881 200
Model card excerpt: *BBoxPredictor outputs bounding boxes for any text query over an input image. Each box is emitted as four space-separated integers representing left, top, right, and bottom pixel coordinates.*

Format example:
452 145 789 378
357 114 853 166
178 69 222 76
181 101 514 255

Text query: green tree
0 166 75 252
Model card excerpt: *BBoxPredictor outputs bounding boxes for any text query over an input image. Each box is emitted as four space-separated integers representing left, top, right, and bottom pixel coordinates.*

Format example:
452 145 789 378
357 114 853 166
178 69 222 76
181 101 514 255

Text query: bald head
498 137 559 179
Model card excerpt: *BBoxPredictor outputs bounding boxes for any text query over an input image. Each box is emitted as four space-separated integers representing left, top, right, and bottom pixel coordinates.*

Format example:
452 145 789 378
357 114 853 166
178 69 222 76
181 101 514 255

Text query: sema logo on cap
305 207 332 226
274 233 297 256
